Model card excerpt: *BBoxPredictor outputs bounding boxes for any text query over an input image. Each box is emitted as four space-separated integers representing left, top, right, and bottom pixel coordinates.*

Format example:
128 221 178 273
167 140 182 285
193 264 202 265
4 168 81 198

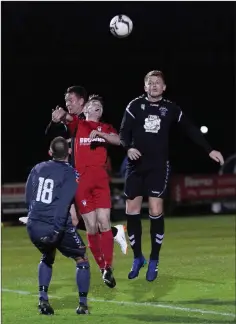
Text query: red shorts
74 166 111 214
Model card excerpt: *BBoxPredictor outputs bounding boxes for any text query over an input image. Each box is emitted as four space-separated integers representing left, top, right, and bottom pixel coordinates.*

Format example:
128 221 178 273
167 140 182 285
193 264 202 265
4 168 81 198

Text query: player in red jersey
52 95 120 288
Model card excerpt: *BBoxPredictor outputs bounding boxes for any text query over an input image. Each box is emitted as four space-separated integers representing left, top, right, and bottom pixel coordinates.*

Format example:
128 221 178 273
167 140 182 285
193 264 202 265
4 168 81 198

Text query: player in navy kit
120 70 224 282
26 137 90 315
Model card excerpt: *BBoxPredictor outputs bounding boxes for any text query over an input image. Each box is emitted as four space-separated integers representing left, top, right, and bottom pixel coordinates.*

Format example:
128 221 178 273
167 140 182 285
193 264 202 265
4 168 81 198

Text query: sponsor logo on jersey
159 106 168 116
80 137 106 145
144 115 161 133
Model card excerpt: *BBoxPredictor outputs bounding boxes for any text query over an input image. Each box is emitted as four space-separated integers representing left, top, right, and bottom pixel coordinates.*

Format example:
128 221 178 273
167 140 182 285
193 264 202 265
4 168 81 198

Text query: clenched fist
52 106 67 123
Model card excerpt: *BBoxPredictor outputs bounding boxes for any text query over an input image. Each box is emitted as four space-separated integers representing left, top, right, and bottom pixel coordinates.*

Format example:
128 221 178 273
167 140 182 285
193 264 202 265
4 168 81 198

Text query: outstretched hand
209 150 224 166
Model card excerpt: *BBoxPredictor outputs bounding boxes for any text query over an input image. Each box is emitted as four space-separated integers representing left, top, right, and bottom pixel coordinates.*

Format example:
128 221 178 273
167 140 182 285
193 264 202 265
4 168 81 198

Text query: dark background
2 1 235 183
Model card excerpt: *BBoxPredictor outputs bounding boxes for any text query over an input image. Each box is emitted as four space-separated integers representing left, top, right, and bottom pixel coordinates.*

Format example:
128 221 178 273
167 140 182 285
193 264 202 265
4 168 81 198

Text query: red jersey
67 115 117 169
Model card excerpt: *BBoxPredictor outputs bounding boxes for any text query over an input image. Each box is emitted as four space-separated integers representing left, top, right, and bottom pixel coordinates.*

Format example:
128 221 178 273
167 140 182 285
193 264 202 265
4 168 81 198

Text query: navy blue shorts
124 161 170 199
27 220 86 260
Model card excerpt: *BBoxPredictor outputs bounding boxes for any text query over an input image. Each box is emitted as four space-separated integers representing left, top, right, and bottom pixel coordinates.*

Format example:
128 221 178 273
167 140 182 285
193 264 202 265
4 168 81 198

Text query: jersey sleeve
174 105 213 154
66 115 80 136
119 100 137 150
105 124 118 135
45 121 69 142
53 167 79 232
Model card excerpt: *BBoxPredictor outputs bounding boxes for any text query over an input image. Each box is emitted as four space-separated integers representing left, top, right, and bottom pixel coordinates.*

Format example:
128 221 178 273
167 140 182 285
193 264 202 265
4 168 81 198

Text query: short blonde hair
83 94 103 113
144 70 165 83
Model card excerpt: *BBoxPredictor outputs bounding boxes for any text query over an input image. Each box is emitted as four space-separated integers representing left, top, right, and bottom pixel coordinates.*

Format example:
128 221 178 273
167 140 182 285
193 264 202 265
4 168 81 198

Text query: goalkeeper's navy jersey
119 95 212 171
25 160 78 231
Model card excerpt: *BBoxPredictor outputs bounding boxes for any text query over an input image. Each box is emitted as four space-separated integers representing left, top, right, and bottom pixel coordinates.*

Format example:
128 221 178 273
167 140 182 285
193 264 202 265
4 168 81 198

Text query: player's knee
73 243 87 262
41 254 55 268
75 254 89 265
82 212 98 234
86 225 98 235
98 218 111 232
126 199 142 215
83 220 98 234
149 206 163 216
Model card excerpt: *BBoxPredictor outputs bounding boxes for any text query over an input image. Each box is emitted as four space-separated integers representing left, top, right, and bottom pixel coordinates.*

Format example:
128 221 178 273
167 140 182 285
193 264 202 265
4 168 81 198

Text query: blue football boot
128 255 146 279
146 259 159 282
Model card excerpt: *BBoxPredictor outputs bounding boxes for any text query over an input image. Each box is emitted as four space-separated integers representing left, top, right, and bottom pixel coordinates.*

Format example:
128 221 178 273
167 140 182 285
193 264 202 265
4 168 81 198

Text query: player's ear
163 83 166 92
79 97 85 107
144 84 148 93
68 148 72 155
48 149 53 157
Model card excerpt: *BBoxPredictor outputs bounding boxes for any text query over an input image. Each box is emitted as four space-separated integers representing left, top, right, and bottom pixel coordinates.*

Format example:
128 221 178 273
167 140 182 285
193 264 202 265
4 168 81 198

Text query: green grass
2 215 236 324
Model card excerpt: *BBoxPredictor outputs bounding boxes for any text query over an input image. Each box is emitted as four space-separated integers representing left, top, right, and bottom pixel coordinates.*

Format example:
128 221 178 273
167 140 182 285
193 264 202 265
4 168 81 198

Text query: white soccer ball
110 15 133 38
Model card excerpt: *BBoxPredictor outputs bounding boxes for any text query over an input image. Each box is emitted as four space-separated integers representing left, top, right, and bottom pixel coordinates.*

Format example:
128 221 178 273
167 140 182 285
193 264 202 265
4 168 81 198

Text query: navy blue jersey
25 160 78 231
120 95 212 170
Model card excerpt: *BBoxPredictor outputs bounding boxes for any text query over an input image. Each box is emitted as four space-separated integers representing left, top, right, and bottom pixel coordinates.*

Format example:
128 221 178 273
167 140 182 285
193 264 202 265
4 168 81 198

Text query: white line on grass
2 288 235 318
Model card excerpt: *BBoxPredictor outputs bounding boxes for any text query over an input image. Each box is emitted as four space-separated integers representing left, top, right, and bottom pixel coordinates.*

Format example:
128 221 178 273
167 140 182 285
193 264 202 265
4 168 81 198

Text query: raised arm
176 107 224 165
119 102 136 150
45 120 69 141
51 107 79 136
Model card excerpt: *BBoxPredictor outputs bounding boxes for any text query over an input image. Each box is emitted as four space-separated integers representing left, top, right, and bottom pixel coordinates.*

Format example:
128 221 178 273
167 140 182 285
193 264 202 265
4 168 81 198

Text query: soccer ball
110 15 133 38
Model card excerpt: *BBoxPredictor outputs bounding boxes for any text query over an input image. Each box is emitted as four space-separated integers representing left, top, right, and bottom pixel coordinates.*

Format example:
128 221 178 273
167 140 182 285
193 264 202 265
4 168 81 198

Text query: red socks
87 230 114 269
87 233 105 269
100 230 114 268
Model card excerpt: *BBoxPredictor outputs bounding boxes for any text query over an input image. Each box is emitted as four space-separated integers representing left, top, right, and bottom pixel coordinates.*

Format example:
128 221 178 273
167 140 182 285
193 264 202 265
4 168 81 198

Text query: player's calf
38 252 56 301
97 208 114 269
147 212 164 281
75 257 90 309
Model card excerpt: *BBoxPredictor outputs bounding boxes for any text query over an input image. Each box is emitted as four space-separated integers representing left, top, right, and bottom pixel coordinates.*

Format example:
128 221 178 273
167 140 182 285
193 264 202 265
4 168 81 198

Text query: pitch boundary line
2 288 235 318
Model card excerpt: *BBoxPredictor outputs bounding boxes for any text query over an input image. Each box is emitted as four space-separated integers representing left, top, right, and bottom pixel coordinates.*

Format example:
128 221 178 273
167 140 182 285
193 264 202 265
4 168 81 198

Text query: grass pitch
2 215 235 324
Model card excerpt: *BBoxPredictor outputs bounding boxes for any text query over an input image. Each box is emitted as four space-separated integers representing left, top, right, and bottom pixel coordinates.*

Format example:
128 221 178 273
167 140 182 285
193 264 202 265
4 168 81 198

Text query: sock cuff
87 232 99 238
126 212 140 216
76 261 90 269
100 229 113 237
39 285 48 292
149 213 163 220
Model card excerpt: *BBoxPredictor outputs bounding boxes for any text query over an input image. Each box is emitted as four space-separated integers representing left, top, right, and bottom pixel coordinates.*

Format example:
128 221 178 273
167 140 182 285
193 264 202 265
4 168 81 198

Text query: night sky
2 1 235 183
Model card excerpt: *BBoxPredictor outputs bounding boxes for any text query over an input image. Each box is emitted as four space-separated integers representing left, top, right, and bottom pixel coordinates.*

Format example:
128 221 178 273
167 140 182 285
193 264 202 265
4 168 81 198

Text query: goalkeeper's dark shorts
124 161 170 200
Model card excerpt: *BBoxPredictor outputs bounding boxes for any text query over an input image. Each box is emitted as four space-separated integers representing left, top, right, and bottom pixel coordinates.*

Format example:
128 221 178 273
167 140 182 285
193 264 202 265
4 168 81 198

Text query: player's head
144 70 166 99
83 95 103 121
65 86 87 115
49 137 69 161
